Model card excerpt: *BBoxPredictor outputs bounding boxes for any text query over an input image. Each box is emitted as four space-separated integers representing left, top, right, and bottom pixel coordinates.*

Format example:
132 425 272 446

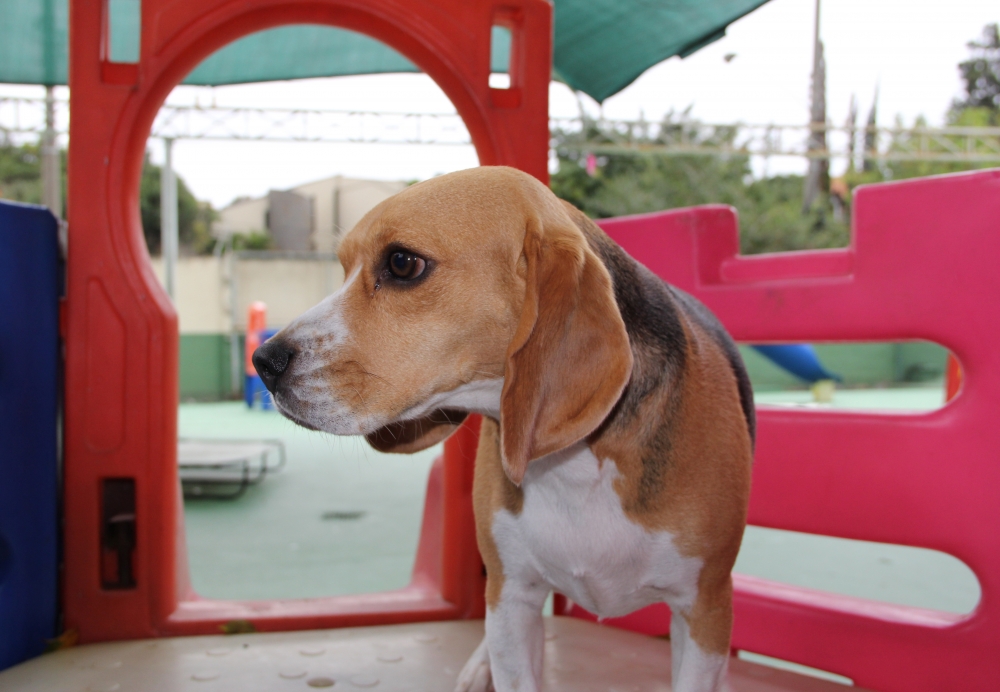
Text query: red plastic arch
64 0 550 642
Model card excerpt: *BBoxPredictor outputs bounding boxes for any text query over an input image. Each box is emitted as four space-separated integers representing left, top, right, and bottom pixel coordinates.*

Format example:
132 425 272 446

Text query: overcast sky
2 0 997 208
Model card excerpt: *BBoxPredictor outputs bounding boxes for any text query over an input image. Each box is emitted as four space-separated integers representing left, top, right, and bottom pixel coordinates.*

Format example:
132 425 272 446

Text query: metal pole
41 85 61 217
161 138 179 300
802 0 827 213
228 251 242 395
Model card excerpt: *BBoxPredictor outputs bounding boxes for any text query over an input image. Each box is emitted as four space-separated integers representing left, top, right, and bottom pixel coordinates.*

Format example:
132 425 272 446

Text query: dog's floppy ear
499 204 633 485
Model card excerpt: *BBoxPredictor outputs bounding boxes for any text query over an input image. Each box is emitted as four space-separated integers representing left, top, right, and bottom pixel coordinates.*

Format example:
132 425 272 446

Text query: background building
214 175 409 251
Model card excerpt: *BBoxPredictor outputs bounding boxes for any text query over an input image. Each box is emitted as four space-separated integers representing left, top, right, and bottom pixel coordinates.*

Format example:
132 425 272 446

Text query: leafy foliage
740 175 849 255
0 138 65 213
0 138 216 255
846 25 1000 188
550 114 849 255
228 231 274 251
953 23 1000 121
552 23 1000 254
139 152 217 255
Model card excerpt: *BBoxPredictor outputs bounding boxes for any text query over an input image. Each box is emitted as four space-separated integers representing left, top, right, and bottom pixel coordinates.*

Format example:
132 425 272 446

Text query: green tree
1 138 216 254
845 24 1000 190
952 23 1000 123
228 230 274 251
550 113 849 255
0 137 66 213
740 175 849 255
139 152 217 255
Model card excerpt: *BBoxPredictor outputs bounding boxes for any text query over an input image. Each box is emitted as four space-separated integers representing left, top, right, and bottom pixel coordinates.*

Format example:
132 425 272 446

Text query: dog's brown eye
388 251 426 280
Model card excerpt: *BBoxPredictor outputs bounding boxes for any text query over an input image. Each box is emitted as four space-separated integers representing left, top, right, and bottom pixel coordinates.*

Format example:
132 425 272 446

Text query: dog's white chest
490 443 703 618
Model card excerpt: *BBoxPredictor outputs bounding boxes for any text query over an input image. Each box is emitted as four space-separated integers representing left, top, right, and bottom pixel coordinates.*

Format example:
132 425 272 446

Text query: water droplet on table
307 677 336 688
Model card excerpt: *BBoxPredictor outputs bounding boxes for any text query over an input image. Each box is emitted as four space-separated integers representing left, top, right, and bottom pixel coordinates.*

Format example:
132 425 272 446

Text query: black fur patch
668 288 756 446
569 207 756 448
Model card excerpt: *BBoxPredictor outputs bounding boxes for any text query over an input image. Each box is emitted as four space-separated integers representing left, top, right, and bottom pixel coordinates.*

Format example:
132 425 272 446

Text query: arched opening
141 26 482 602
65 0 550 640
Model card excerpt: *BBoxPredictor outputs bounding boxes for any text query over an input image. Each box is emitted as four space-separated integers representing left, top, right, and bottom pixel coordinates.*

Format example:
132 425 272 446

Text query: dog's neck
402 378 504 422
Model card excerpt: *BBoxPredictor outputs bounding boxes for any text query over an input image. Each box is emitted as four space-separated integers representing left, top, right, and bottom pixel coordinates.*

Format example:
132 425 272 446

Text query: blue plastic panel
0 200 60 671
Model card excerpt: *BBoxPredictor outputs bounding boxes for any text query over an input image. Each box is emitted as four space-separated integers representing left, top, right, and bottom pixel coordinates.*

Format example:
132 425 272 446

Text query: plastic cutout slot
489 24 512 89
101 478 137 589
739 340 954 411
107 0 140 63
735 526 981 615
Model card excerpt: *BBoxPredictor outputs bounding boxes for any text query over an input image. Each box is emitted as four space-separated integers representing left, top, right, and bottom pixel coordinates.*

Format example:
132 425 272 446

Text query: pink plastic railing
562 170 1000 691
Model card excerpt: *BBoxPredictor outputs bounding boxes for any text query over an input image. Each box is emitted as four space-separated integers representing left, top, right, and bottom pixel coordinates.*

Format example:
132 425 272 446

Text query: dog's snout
252 339 295 393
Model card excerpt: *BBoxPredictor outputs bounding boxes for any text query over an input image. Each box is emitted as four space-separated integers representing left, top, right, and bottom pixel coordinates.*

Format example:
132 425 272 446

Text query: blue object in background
244 375 275 410
0 201 60 671
752 344 841 383
245 328 278 410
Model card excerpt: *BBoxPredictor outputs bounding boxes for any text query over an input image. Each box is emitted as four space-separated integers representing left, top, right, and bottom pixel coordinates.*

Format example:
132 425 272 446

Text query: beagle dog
253 166 754 692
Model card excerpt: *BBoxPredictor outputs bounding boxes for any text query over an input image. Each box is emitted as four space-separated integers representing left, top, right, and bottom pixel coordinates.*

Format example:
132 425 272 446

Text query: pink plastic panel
563 170 1000 692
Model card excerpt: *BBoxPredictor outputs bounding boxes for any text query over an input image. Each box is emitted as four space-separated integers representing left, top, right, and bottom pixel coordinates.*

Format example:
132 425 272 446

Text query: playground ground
179 383 979 625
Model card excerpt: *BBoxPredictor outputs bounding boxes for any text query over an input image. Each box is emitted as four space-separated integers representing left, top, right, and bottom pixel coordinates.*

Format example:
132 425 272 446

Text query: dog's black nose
252 339 294 393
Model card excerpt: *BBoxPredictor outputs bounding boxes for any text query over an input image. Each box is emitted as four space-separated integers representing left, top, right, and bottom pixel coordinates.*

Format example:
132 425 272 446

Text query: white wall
214 196 268 237
234 257 344 330
214 176 408 251
295 176 409 251
151 254 345 334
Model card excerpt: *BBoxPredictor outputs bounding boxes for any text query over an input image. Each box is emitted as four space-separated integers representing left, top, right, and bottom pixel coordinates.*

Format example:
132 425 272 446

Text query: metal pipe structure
40 86 61 217
802 0 828 212
3 95 999 163
161 138 178 301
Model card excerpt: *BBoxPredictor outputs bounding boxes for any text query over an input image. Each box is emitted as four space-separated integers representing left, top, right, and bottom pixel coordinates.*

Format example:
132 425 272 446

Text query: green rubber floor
180 385 979 616
179 403 440 601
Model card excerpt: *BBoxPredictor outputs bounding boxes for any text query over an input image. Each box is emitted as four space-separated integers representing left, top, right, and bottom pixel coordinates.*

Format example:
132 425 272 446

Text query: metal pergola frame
5 92 999 307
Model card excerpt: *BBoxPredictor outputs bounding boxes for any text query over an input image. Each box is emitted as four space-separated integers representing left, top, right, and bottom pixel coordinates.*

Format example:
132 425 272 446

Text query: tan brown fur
273 166 751 664
498 194 632 484
473 417 524 608
303 170 533 448
552 198 752 655
308 167 631 474
591 312 752 653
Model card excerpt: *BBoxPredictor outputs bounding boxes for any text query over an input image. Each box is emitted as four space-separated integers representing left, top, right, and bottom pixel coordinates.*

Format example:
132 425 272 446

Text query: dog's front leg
487 577 548 692
457 577 548 692
668 577 734 692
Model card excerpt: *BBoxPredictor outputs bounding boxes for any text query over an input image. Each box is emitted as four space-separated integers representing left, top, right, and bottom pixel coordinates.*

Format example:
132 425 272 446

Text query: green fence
179 334 237 401
178 334 949 401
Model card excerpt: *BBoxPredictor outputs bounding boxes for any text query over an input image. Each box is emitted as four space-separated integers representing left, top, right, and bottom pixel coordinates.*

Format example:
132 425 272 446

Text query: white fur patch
468 443 726 692
400 379 503 421
270 267 365 434
491 443 704 619
671 614 730 692
283 265 360 346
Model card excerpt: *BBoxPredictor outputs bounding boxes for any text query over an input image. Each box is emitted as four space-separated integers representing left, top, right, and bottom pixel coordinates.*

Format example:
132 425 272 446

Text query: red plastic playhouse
1 0 998 689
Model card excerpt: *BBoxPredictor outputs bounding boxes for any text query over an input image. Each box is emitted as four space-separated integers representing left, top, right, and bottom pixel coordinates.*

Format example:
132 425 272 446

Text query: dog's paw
455 636 493 692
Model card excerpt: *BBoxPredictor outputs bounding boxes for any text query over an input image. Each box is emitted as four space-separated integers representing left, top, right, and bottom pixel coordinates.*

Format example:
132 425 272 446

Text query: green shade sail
0 0 768 102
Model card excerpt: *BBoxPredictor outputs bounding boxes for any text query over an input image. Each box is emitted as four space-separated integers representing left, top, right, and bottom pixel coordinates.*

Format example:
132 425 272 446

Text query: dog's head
253 167 632 484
